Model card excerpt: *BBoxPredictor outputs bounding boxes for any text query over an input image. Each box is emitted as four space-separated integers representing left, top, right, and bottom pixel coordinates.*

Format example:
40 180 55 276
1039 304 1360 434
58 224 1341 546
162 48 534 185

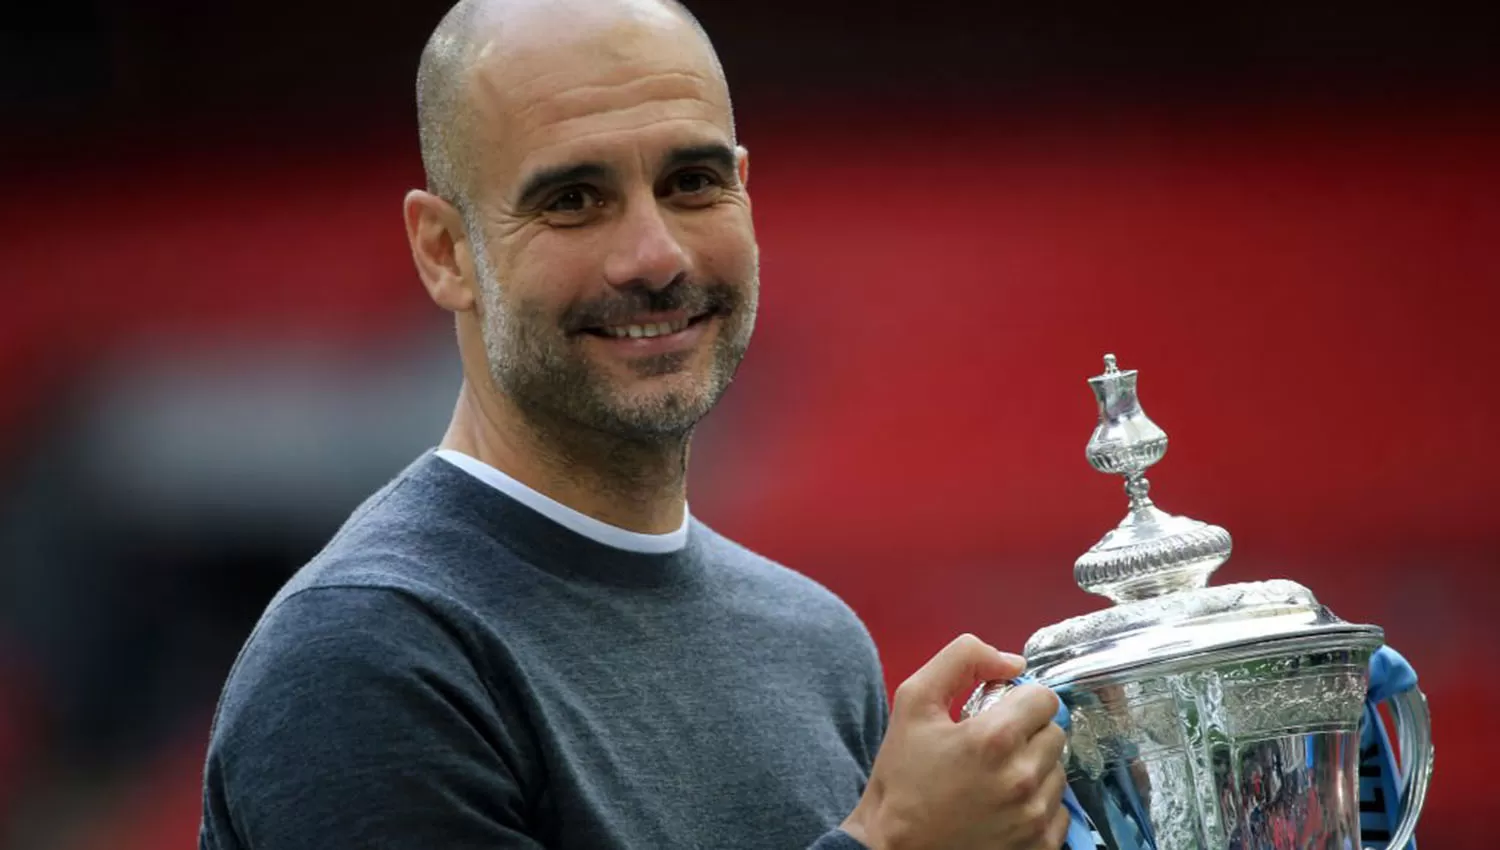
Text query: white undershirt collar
434 449 690 554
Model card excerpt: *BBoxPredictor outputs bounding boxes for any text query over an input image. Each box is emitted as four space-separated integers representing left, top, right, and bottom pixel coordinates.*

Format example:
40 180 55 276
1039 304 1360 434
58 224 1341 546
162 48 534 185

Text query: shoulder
202 588 538 849
692 522 879 647
215 459 502 733
205 582 510 787
266 451 510 605
215 584 476 728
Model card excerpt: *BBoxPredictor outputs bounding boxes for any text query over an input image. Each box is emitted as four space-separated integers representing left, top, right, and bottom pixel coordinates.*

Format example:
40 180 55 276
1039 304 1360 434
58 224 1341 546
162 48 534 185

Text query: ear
403 190 477 313
735 145 750 188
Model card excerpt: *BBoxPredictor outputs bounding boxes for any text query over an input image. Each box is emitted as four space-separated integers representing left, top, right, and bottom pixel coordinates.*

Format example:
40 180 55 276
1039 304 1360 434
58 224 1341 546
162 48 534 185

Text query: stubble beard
472 253 758 454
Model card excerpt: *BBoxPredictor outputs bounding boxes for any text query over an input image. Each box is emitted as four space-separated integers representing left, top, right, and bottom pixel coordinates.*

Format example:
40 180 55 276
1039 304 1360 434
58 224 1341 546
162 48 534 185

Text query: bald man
198 1 1069 848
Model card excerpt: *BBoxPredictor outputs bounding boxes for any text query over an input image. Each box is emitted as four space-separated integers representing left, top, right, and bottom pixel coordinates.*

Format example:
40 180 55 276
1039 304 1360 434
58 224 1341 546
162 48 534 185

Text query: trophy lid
1024 355 1382 685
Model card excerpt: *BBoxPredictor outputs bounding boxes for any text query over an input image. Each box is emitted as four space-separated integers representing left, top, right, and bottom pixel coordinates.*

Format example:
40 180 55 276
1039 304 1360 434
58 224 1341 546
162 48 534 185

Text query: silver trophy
963 354 1434 849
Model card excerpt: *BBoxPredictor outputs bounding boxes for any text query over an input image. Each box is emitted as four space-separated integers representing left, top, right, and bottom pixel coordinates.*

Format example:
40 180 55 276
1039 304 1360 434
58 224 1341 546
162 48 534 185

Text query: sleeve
856 615 891 776
199 586 545 850
807 829 870 850
863 651 890 772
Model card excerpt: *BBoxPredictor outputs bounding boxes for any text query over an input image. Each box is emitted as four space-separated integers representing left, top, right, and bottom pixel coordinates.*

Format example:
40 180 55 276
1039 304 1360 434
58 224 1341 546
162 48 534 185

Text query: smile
577 310 718 358
582 311 712 340
597 316 693 339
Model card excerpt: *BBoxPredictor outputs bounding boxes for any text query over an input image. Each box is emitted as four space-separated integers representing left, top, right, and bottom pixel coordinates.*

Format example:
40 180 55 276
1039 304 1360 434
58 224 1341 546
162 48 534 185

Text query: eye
545 186 602 214
670 170 720 196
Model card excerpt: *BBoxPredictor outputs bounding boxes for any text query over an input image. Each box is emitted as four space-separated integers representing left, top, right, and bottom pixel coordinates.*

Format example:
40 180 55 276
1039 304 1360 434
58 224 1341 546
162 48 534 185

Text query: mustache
563 278 738 331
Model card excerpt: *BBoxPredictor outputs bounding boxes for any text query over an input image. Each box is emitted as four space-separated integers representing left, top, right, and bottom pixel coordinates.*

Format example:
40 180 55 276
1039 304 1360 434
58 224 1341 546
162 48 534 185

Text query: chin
603 382 719 436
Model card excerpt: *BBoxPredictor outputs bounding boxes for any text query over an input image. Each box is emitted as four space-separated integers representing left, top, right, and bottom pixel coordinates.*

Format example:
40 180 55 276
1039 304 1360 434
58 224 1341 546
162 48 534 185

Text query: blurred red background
2 2 1497 848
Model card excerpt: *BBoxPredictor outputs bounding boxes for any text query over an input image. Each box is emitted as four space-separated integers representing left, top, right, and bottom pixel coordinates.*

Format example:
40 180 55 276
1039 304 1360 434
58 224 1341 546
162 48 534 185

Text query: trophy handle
1369 686 1434 850
961 679 1018 720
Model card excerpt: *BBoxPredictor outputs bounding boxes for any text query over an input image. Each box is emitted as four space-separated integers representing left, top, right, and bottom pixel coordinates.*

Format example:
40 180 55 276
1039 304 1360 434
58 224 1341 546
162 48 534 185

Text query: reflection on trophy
964 355 1435 849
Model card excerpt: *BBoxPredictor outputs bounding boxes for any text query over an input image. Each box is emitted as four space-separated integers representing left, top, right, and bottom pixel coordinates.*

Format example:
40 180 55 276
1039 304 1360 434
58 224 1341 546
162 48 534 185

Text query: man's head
403 0 758 444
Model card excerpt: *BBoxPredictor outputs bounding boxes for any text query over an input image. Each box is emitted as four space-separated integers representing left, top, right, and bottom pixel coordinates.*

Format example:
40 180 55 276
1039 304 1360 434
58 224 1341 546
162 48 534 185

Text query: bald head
415 0 733 218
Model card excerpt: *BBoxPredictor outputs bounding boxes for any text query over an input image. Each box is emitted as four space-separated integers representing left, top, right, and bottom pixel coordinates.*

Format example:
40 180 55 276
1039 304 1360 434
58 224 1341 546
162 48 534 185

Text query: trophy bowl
963 355 1434 850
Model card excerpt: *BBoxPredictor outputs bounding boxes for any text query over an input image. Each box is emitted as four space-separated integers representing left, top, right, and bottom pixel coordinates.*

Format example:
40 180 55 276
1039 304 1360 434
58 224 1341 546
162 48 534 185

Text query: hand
841 634 1070 850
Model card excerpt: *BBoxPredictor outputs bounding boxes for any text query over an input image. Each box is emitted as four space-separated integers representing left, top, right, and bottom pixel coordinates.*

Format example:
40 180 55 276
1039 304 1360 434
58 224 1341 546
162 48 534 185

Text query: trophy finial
1075 354 1232 603
1084 354 1166 507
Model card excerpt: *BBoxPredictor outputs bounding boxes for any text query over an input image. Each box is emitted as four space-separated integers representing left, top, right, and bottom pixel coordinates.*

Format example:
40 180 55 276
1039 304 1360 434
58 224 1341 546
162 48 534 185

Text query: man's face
461 8 758 441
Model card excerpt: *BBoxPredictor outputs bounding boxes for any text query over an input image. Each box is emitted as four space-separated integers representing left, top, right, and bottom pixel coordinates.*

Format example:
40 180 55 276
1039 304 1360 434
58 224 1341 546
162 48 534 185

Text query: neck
440 380 690 534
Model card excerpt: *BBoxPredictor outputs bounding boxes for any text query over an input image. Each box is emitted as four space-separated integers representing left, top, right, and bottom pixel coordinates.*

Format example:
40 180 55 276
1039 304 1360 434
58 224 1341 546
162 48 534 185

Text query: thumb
895 634 1026 718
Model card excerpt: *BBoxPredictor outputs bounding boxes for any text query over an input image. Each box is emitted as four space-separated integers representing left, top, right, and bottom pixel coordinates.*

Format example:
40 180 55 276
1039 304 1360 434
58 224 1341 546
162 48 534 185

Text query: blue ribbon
1036 645 1418 850
1361 645 1419 850
1012 673 1108 850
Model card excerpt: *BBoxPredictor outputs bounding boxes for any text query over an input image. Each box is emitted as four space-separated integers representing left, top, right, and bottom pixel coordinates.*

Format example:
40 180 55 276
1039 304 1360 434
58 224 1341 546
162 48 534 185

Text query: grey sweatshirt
199 451 887 850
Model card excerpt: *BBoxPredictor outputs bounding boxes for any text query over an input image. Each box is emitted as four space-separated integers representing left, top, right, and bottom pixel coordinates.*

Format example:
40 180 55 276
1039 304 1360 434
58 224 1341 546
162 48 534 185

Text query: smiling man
198 1 1070 849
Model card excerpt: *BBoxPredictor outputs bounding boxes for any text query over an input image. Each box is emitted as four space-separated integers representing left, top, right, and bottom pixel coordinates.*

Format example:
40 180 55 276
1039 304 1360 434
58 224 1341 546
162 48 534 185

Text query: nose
602 199 690 291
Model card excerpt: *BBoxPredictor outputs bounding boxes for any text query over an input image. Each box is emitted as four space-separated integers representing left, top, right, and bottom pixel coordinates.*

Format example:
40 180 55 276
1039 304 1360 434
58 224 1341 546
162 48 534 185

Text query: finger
1010 747 1067 803
1028 719 1068 765
988 724 1068 802
969 682 1060 745
894 634 1025 717
1006 761 1067 844
1036 758 1067 807
1044 800 1073 849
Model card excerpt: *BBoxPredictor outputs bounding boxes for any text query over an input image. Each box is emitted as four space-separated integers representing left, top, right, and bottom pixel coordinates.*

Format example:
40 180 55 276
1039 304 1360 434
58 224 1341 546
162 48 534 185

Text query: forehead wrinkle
526 96 725 149
517 114 730 170
510 69 717 126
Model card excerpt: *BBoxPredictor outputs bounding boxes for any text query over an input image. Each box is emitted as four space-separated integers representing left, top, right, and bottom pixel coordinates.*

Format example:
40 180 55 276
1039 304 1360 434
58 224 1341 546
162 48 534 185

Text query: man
198 0 1070 847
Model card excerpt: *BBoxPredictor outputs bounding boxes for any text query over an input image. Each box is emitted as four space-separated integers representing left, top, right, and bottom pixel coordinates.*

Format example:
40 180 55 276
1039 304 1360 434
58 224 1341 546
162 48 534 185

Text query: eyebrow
513 143 739 209
661 143 738 176
515 162 613 210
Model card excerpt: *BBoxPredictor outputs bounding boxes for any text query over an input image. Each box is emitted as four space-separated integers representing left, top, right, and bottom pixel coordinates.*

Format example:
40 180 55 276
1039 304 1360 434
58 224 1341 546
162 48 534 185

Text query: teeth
599 318 693 339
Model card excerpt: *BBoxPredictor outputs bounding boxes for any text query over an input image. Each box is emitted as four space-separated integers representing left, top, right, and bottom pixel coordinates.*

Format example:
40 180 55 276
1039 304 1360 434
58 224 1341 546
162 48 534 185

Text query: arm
800 616 888 850
200 586 545 850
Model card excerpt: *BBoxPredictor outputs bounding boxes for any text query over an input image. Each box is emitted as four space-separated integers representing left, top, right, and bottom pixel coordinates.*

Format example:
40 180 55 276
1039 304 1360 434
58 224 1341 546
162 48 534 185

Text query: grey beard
474 268 753 446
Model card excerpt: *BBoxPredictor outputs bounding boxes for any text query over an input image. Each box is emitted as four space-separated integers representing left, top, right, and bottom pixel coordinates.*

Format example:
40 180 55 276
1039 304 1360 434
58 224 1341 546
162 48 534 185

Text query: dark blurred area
1 2 1497 848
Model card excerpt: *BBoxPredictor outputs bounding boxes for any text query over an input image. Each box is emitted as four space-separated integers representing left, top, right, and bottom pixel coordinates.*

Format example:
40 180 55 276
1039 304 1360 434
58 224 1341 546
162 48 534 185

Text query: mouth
574 308 720 361
579 310 715 340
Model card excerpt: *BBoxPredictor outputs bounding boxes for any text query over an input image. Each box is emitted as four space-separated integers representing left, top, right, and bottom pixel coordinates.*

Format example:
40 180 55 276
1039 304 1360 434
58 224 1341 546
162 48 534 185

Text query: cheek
505 235 604 312
689 213 758 283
